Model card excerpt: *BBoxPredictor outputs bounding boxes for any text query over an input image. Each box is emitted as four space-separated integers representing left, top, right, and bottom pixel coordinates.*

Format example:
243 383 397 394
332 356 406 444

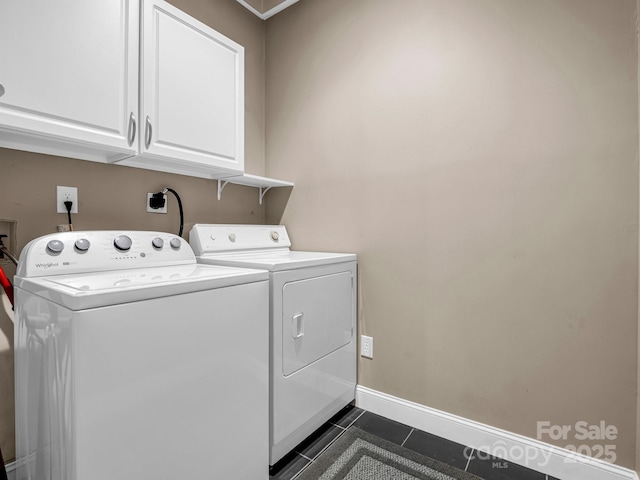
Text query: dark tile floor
269 405 560 480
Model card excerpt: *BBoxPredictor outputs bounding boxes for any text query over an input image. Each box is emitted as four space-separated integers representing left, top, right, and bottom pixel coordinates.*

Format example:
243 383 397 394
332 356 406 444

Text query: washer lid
195 250 356 271
15 264 268 310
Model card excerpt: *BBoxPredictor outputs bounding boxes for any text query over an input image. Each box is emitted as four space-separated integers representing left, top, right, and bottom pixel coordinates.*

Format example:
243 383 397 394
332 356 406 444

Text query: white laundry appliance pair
14 231 269 480
189 224 357 465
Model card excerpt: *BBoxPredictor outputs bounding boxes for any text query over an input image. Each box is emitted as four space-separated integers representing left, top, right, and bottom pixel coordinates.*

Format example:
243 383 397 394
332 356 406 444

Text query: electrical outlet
147 193 167 214
361 335 373 359
57 186 78 214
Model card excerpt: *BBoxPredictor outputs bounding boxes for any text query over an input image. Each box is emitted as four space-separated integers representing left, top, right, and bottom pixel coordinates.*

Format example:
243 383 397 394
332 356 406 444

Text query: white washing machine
14 231 269 480
189 224 357 465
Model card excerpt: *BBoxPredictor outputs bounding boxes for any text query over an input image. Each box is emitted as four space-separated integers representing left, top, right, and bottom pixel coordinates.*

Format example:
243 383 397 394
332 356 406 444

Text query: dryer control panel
189 224 291 255
17 231 194 278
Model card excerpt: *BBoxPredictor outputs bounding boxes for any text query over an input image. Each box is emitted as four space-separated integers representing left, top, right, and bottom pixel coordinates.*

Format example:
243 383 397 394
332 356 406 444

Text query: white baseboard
356 385 638 480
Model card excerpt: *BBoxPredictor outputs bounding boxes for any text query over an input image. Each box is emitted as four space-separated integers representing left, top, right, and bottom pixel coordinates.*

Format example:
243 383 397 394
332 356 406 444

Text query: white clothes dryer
14 231 269 480
189 224 357 465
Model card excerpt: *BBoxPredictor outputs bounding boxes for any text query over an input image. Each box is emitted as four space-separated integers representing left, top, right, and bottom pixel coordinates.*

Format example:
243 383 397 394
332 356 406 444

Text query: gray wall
265 0 639 470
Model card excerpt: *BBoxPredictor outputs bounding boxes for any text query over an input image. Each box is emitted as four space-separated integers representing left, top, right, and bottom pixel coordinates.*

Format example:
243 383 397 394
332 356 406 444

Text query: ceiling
235 0 300 20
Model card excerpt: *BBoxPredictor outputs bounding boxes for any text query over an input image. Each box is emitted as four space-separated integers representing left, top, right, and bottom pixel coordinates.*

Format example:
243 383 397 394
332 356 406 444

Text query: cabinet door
0 0 139 163
138 0 244 177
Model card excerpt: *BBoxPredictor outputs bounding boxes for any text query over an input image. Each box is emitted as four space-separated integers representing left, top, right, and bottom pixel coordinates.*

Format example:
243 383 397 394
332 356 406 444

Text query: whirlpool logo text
35 262 59 269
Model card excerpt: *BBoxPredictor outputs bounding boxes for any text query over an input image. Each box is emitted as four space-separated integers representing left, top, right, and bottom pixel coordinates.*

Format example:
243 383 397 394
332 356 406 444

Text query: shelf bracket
216 174 293 203
259 186 273 205
217 179 230 201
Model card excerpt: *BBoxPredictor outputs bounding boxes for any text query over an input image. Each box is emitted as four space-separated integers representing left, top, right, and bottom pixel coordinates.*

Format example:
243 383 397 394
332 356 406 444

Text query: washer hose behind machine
0 265 13 309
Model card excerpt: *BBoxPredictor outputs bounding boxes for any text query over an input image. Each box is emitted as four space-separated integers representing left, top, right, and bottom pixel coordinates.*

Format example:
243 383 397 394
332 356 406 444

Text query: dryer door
282 271 353 376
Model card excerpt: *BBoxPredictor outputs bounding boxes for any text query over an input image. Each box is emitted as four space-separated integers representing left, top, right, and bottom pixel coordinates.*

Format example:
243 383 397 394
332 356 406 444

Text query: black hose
164 188 184 237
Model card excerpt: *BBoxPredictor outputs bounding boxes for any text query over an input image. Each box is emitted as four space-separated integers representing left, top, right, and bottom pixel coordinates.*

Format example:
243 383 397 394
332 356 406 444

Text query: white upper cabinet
0 0 245 178
0 0 139 163
129 0 244 177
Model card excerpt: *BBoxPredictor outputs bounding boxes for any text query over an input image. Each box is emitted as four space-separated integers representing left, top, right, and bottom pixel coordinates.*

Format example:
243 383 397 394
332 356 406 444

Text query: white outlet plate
56 186 78 213
361 335 373 359
147 193 167 214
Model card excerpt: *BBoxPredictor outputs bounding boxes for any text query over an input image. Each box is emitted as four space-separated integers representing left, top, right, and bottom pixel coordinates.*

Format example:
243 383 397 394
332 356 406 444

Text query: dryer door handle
292 313 304 339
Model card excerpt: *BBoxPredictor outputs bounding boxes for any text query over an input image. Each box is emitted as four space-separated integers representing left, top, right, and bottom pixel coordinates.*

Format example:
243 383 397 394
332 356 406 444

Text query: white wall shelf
217 174 294 204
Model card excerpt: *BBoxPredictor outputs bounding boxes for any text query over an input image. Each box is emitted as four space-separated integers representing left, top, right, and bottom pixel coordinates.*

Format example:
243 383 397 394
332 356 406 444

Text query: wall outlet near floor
361 335 373 359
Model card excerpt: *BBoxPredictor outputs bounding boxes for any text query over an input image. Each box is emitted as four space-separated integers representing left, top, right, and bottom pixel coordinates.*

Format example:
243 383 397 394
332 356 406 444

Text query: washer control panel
18 231 192 278
189 224 291 255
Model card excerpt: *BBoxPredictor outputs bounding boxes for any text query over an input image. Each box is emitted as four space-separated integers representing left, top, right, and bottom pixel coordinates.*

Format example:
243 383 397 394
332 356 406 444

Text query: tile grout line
298 453 313 462
291 457 313 480
346 408 367 429
289 428 348 480
328 409 366 432
400 428 414 447
272 453 311 480
309 428 348 462
286 409 366 480
290 462 309 480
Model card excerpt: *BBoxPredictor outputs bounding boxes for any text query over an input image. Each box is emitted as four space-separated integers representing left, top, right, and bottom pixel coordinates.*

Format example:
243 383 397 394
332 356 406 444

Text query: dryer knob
270 231 280 242
170 237 181 249
46 239 64 255
114 235 132 252
228 233 236 243
152 237 164 249
74 238 91 252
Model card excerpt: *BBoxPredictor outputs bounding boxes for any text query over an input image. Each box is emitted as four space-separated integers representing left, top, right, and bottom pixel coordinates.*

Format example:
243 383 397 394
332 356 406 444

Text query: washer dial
74 238 91 252
114 235 133 252
152 237 164 249
46 240 64 255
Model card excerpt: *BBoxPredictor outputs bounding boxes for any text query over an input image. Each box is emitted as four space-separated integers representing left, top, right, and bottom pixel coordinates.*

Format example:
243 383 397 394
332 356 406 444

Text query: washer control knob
114 235 132 252
228 233 236 243
170 237 181 249
152 237 164 249
46 240 64 255
74 238 91 252
270 231 280 242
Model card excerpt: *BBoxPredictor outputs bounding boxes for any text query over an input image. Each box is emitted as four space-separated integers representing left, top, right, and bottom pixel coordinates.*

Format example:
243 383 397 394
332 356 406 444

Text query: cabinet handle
127 112 136 146
145 116 152 149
